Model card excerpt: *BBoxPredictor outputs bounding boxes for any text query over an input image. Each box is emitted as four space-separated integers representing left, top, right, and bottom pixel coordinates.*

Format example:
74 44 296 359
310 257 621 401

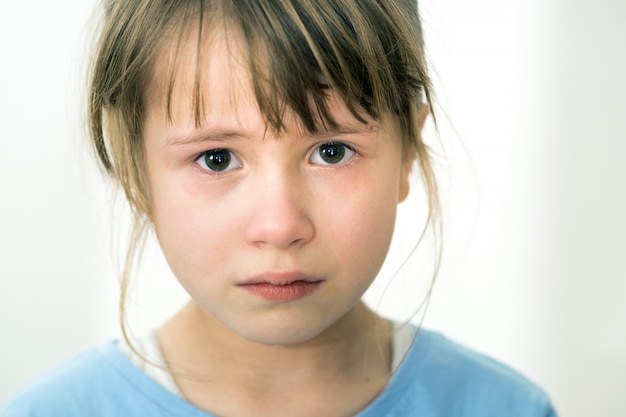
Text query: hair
88 0 439 349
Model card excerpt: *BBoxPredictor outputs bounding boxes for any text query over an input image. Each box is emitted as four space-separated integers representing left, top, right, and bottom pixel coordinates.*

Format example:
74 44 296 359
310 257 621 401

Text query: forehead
144 25 381 137
145 25 251 122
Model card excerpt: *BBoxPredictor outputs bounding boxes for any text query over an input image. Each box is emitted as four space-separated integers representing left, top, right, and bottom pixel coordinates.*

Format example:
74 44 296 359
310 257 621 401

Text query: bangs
156 0 429 133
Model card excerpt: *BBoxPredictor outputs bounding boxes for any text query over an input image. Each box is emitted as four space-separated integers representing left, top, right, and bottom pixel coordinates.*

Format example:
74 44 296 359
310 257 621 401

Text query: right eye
194 149 242 172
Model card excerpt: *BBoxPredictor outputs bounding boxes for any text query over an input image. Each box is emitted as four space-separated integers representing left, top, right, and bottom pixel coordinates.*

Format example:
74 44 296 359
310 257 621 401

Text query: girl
2 0 557 416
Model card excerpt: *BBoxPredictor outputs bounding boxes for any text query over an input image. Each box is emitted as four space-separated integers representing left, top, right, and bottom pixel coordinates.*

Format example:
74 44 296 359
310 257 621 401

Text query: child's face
143 33 412 345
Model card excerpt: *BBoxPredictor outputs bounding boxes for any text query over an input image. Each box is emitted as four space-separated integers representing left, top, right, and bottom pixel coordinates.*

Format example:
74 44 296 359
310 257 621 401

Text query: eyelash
194 148 242 174
193 141 358 174
309 142 358 166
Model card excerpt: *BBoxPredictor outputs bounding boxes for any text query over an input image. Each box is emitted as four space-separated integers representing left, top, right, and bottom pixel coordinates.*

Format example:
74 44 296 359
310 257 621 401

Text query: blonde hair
88 0 438 346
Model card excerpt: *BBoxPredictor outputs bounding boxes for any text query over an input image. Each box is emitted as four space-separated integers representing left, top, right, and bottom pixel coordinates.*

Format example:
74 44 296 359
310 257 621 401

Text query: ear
398 161 412 202
398 104 430 203
417 103 430 130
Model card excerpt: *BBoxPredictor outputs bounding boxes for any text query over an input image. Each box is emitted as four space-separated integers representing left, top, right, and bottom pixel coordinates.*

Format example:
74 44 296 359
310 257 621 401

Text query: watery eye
195 149 242 172
310 142 356 165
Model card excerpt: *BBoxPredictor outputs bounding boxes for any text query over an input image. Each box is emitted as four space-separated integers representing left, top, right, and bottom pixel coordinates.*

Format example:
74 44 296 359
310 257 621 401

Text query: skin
142 29 425 416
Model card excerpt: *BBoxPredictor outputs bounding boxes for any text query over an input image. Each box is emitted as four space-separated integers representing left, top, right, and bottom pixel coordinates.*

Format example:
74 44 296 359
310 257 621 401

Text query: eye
309 142 356 165
195 149 242 172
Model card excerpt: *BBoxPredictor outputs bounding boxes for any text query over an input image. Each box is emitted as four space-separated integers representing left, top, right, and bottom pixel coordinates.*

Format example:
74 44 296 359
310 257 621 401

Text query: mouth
238 272 324 302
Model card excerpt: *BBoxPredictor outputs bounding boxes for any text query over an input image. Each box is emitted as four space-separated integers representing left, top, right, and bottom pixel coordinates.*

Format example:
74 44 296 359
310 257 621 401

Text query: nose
243 169 315 249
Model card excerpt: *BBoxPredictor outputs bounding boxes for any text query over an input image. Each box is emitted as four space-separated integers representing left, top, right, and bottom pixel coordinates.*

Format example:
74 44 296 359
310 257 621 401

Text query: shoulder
0 342 199 417
1 342 133 417
1 344 103 415
385 328 558 416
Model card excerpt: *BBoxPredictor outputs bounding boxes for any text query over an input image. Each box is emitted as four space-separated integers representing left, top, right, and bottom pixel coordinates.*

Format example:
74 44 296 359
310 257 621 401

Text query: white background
1 1 625 416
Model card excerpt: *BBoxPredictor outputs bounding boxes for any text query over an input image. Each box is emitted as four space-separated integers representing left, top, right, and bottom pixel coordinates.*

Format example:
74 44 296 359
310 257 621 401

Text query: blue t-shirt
1 329 557 416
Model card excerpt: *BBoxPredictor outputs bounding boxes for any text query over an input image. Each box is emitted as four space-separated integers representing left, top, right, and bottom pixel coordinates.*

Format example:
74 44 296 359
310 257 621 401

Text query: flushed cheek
150 176 242 280
313 174 399 281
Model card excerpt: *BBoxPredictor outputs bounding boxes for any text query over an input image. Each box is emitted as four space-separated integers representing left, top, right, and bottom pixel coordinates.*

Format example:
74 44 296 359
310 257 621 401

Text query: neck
159 300 389 378
156 300 392 415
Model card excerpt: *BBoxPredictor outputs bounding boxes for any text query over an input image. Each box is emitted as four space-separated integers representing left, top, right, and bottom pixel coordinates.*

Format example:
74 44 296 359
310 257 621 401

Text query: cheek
315 168 400 275
148 170 240 280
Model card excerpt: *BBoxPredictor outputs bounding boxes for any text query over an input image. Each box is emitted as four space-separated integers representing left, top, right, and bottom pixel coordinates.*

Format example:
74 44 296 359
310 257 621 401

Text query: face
143 32 412 346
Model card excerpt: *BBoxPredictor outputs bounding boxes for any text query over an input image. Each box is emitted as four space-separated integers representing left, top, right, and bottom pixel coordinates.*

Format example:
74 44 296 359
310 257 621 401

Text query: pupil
321 144 345 164
205 150 230 171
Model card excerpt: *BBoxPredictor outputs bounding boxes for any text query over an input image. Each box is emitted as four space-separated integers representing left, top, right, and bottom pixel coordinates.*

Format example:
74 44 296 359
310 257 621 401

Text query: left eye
309 142 356 165
195 149 242 172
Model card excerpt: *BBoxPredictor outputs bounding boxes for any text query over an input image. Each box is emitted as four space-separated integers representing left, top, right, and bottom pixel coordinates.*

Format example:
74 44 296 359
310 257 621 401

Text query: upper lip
238 271 325 286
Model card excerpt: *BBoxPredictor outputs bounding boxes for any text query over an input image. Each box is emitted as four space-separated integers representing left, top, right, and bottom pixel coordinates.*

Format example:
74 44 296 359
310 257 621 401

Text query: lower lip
240 281 322 302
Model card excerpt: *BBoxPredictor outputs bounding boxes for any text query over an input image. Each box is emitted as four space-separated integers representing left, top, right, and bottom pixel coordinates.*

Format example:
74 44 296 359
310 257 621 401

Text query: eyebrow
164 130 247 147
164 122 378 147
304 124 377 139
